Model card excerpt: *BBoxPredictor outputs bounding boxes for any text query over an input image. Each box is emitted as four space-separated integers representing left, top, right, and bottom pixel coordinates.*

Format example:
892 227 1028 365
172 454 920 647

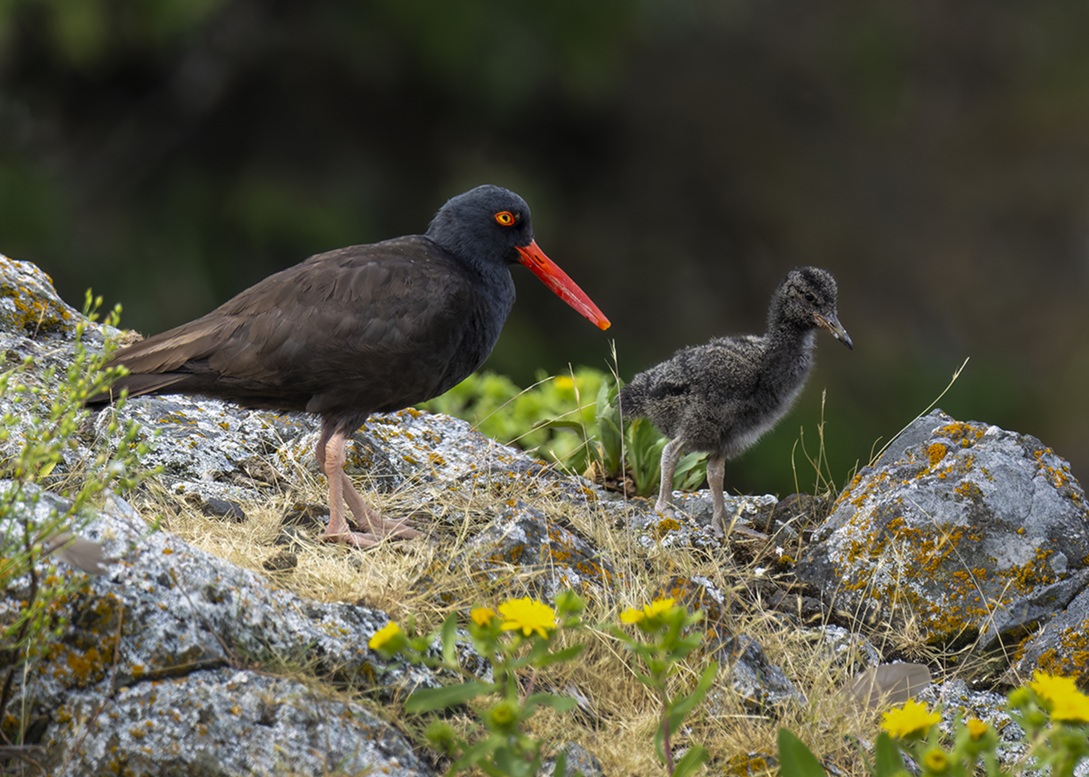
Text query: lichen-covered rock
47 668 431 777
718 634 806 712
0 253 81 339
1 483 436 775
1010 581 1089 685
441 502 618 601
101 393 317 504
797 410 1089 646
620 491 779 550
651 576 805 713
539 742 606 777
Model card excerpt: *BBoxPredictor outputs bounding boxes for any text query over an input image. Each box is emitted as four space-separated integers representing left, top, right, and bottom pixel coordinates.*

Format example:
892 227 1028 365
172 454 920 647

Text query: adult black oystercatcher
90 185 611 547
620 266 850 536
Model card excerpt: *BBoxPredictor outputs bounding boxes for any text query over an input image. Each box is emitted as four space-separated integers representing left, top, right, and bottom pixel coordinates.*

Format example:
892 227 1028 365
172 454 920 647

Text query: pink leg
708 454 767 541
340 469 419 539
316 428 379 547
655 438 684 517
316 426 418 546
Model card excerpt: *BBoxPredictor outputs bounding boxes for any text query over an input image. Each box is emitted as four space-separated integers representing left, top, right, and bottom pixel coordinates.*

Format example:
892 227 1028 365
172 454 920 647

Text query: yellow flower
554 376 575 391
470 607 496 627
1030 671 1089 723
1031 671 1076 702
881 699 941 739
1050 693 1089 724
368 621 403 652
498 597 556 638
620 597 677 625
922 748 950 774
643 597 677 618
965 717 989 739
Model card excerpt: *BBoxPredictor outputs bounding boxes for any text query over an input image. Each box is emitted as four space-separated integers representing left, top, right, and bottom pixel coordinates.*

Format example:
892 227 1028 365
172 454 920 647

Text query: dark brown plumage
620 266 851 536
90 185 610 547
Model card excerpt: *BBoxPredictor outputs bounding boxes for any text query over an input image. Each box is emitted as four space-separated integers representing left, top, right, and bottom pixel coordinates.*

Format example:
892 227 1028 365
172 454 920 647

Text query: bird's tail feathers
86 373 190 405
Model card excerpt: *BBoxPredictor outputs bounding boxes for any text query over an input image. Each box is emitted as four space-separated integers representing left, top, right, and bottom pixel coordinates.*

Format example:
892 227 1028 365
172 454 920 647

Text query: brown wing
101 236 498 415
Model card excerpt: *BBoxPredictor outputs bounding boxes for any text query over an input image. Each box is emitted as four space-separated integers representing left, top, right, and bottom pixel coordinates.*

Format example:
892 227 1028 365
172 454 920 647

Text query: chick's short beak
814 311 853 349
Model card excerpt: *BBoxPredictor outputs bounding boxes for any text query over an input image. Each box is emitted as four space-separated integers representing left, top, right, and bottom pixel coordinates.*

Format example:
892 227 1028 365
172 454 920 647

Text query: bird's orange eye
494 211 516 227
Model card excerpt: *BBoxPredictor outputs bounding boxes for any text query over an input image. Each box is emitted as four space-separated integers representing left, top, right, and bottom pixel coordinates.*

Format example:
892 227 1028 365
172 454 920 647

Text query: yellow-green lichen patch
928 442 948 467
654 517 682 538
955 481 983 500
1033 625 1089 681
1002 546 1058 594
936 421 987 448
1032 448 1084 505
724 753 774 775
51 644 110 687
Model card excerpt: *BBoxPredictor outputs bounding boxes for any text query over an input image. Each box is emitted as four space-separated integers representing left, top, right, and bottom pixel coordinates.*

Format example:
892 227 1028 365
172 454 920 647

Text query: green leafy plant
613 597 717 777
777 672 1089 776
421 368 706 498
370 593 716 777
0 294 150 748
369 591 586 777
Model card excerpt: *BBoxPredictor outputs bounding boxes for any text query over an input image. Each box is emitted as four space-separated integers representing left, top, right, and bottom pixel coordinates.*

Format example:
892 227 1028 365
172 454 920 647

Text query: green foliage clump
421 368 706 498
370 593 714 777
0 294 150 749
613 598 716 777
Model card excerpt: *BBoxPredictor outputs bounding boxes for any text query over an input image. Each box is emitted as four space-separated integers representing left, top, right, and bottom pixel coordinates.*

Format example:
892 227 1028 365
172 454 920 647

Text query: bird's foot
321 528 382 548
341 482 421 539
654 501 679 520
349 505 420 539
372 518 421 540
712 514 769 542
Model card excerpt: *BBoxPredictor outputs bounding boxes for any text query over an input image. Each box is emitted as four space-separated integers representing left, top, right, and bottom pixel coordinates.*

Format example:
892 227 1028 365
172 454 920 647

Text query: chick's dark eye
804 292 817 303
494 211 516 227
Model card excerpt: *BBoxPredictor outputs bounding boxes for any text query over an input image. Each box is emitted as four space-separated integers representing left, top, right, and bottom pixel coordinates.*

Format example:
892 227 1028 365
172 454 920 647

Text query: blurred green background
3 1 1088 495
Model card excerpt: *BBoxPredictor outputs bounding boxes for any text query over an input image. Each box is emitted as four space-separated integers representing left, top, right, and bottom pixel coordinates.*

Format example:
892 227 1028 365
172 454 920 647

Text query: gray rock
1 483 437 775
539 742 605 777
47 668 431 777
622 491 778 550
451 502 618 601
798 410 1089 646
1009 582 1089 685
980 568 1089 653
718 634 806 712
902 679 1089 777
0 254 83 340
99 393 316 505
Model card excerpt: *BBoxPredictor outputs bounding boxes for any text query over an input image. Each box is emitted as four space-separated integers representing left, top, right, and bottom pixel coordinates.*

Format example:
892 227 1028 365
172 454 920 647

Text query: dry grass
135 414 973 777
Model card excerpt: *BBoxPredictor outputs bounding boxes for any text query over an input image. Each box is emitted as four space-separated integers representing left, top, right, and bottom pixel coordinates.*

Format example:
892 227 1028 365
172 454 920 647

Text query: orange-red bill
515 241 611 331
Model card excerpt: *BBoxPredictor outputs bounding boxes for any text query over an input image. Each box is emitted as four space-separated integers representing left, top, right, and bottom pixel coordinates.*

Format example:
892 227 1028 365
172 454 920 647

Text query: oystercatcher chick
620 266 851 536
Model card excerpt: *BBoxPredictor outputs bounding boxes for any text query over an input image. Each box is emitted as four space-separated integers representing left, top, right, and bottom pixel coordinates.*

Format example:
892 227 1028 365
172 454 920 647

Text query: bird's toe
378 519 421 540
321 529 382 548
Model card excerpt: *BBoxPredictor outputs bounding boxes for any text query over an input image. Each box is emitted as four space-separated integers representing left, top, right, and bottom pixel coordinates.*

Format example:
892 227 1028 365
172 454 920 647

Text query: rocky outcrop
797 410 1089 678
4 253 1089 774
2 482 436 776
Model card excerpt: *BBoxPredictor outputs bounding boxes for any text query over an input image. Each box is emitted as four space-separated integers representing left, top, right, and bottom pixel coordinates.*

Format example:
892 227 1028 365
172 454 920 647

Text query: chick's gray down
620 266 852 536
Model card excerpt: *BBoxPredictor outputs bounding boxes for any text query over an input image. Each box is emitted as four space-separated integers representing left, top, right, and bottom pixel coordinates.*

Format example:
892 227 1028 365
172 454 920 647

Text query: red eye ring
494 211 516 227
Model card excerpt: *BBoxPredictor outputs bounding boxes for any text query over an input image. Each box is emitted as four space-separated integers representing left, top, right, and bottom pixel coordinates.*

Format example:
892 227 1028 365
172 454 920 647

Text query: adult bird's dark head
777 266 853 349
426 184 611 330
